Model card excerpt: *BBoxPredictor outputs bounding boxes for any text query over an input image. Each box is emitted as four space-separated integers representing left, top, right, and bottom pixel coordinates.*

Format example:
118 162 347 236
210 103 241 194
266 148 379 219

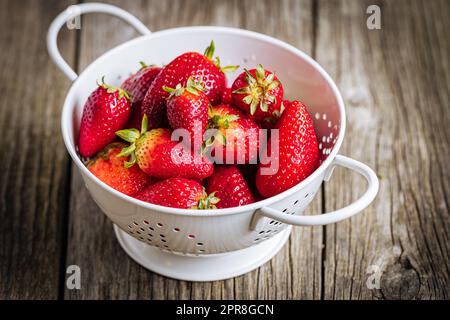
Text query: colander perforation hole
160 234 165 238
148 226 154 231
157 223 163 228
196 242 204 246
198 249 205 253
282 208 287 213
254 238 260 242
173 227 180 232
143 220 149 225
148 233 153 237
133 222 138 226
161 239 167 243
305 193 309 198
294 200 299 205
188 234 196 239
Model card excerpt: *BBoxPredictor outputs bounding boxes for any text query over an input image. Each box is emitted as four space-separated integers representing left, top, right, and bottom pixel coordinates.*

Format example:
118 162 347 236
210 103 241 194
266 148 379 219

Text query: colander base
114 225 292 282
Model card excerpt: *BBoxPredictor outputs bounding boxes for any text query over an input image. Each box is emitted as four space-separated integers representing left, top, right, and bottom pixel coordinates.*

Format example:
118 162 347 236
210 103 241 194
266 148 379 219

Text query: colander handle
258 155 379 226
47 3 151 81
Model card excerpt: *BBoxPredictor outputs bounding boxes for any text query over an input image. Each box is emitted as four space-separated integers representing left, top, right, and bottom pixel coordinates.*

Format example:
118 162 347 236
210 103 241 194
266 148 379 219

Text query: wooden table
1 0 449 300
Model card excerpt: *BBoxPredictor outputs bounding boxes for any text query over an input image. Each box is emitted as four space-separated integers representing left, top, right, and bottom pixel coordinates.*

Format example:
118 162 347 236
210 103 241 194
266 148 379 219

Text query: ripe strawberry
204 105 260 164
115 116 213 180
220 87 233 105
231 64 284 125
121 62 161 129
164 77 209 147
87 143 152 196
256 100 319 198
206 166 255 208
78 78 131 157
140 41 238 128
135 177 219 209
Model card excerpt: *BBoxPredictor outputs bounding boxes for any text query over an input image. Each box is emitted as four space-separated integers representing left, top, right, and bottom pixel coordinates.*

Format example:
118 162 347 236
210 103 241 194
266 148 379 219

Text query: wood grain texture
316 0 450 299
1 0 448 300
0 0 77 299
64 0 322 299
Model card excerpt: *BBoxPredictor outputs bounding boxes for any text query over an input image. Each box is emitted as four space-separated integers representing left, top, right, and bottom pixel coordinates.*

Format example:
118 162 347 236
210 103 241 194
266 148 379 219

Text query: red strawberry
204 105 260 164
115 116 213 180
206 166 255 208
140 41 238 128
164 77 209 148
121 62 161 129
220 87 233 105
87 143 152 196
78 77 131 158
135 177 219 209
256 100 319 198
231 64 284 125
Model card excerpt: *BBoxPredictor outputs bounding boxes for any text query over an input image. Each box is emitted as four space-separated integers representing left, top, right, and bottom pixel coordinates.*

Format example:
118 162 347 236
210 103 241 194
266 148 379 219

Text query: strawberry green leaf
186 87 199 95
141 114 148 134
243 95 253 105
233 87 251 95
250 99 259 115
260 101 269 112
204 40 215 59
221 65 239 73
263 73 275 85
117 144 136 157
139 61 148 69
267 80 280 91
256 64 265 81
116 128 140 143
215 132 226 146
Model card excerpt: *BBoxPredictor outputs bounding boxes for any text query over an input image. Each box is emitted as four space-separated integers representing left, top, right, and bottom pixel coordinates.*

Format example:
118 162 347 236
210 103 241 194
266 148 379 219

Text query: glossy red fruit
121 62 161 129
206 166 255 208
87 143 152 196
205 105 260 164
135 177 219 209
231 64 284 125
79 78 131 157
141 41 238 128
220 87 233 105
256 100 319 198
115 116 214 180
164 77 209 147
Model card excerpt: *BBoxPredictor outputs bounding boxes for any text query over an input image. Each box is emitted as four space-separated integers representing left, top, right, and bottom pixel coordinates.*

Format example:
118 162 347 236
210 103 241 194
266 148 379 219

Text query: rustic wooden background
0 0 449 299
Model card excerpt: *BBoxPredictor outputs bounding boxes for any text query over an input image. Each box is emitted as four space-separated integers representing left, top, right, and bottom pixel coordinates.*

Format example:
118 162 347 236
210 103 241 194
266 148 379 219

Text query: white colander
48 3 379 281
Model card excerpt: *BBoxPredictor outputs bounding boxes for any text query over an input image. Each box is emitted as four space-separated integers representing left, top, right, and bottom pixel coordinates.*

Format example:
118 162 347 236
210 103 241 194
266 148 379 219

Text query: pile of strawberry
78 41 319 210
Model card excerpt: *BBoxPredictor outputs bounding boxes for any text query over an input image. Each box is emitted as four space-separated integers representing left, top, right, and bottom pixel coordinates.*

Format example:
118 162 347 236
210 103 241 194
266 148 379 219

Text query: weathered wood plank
64 0 321 299
316 0 450 299
0 0 77 299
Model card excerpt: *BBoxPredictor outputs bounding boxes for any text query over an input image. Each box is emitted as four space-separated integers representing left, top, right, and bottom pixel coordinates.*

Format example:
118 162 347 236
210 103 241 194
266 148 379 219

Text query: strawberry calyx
97 76 131 100
162 77 204 99
264 100 286 124
139 61 148 69
203 40 239 74
115 114 149 168
192 189 220 209
233 64 280 115
201 107 240 153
